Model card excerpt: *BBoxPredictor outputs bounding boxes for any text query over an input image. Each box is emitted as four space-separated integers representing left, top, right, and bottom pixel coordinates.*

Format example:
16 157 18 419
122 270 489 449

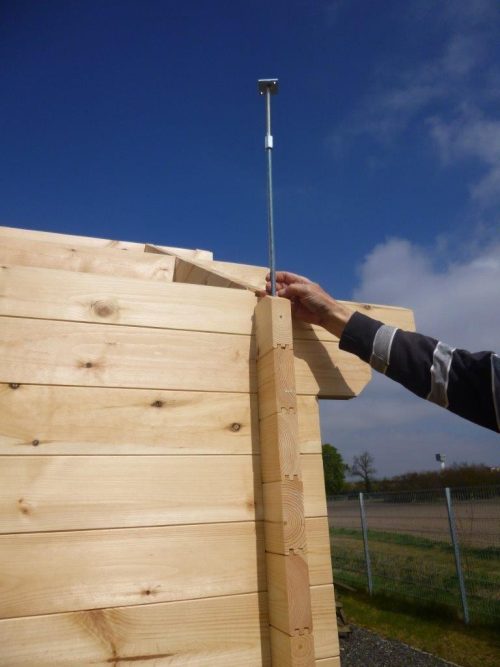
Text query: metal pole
258 78 279 296
359 492 373 595
445 487 469 624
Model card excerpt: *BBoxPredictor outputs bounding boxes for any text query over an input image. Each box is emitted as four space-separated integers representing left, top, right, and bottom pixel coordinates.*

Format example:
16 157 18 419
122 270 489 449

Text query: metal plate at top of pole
258 78 279 296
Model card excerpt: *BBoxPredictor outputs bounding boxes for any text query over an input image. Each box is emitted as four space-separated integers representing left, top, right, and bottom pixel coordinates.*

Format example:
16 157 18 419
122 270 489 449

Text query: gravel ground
340 626 462 667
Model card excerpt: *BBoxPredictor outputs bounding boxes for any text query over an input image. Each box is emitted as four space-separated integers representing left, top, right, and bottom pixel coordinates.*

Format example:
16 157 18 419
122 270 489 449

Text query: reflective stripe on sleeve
492 354 500 432
427 342 455 408
370 325 398 375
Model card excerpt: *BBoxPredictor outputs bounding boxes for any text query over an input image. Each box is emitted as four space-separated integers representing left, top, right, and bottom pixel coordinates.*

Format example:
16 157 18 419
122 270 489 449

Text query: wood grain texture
172 255 258 290
270 627 315 666
0 455 263 533
0 264 413 338
0 236 175 282
0 225 213 259
0 593 270 666
0 317 256 393
0 317 371 398
263 479 306 555
302 454 329 518
266 551 312 636
0 264 257 333
305 517 334 587
0 386 317 457
0 384 258 455
311 585 339 660
0 522 266 619
315 658 341 666
260 411 301 482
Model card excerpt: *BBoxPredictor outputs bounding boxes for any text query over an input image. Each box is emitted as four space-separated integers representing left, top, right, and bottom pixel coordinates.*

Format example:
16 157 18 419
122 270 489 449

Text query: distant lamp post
436 453 446 471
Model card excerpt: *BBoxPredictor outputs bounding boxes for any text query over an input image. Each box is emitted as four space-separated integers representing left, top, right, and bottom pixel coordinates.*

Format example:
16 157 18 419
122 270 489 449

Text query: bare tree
350 451 376 492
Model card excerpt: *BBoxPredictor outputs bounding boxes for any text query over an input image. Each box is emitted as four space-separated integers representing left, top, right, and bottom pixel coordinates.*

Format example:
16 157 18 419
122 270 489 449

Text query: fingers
265 271 312 285
276 282 311 300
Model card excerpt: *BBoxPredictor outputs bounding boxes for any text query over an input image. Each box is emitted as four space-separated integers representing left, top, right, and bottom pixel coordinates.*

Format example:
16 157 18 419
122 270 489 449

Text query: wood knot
32 439 40 447
18 498 30 515
230 422 242 432
362 304 372 310
92 300 117 318
9 383 20 390
151 400 163 408
84 362 93 369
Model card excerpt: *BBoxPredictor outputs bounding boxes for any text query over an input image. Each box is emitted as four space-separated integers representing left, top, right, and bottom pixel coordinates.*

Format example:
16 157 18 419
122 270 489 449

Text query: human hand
263 271 353 338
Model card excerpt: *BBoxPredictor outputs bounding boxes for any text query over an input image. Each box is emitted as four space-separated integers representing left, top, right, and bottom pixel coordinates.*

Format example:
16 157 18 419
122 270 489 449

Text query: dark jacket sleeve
339 311 500 434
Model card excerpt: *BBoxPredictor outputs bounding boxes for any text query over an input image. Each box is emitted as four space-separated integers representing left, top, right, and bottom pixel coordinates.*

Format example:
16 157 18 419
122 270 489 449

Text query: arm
265 271 500 434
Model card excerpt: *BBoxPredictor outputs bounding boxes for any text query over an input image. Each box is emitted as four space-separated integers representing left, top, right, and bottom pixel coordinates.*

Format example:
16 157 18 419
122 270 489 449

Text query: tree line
321 443 500 495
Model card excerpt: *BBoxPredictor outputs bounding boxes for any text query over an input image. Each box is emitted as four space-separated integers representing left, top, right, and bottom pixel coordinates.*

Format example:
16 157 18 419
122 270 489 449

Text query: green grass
331 527 500 624
338 589 500 667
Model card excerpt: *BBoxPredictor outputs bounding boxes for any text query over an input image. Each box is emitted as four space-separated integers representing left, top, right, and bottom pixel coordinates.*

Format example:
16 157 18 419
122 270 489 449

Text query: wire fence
328 485 500 625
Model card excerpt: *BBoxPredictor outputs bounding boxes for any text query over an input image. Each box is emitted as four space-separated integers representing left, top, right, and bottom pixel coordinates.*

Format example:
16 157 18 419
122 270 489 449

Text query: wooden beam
0 522 266 619
0 316 371 398
0 263 414 338
0 225 213 259
0 384 259 455
255 296 315 665
0 592 270 667
0 455 263 533
0 236 175 282
0 316 256 393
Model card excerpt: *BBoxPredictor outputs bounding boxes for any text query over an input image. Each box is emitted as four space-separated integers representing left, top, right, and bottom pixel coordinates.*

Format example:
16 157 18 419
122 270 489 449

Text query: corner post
255 296 315 666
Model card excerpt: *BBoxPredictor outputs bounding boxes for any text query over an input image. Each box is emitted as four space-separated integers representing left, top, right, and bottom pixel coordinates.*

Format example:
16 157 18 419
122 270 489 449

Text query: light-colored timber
0 316 371 397
0 224 213 259
0 263 414 338
0 226 415 665
0 522 266 619
0 236 175 282
256 296 315 665
0 385 319 456
0 455 263 533
0 593 270 667
0 587 338 667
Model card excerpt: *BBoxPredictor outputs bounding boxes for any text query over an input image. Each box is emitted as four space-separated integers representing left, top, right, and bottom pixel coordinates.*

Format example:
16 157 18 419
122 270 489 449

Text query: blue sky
1 1 499 475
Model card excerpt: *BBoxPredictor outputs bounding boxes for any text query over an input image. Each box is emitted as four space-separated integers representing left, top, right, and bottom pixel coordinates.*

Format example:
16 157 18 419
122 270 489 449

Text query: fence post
359 492 373 595
445 487 469 624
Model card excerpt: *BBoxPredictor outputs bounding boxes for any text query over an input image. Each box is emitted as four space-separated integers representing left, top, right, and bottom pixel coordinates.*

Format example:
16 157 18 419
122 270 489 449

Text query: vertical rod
445 487 469 624
265 88 276 296
359 492 373 595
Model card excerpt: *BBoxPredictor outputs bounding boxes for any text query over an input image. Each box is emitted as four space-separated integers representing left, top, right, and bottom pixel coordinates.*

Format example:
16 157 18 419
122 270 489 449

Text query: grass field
331 526 500 624
338 589 500 667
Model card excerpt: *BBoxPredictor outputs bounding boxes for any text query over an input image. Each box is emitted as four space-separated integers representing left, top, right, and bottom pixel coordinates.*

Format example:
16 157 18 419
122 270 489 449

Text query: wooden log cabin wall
0 225 415 666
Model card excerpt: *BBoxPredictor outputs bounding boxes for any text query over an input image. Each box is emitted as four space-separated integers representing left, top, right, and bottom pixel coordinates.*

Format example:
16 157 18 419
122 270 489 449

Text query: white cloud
429 111 500 206
321 236 500 476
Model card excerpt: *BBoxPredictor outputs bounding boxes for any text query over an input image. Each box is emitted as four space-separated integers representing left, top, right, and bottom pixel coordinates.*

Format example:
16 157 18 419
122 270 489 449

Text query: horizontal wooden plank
0 236 175 282
0 225 213 259
0 592 270 666
316 658 341 666
0 384 258 455
0 317 256 393
0 386 318 456
311 584 339 660
0 263 413 339
0 264 257 333
306 517 334 587
0 522 266 619
0 455 263 533
302 454 329 518
294 339 370 397
0 593 270 667
0 317 370 397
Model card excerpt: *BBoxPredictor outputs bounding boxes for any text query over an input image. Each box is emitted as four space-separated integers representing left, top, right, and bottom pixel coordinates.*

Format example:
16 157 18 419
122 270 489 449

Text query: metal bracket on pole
258 78 279 296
